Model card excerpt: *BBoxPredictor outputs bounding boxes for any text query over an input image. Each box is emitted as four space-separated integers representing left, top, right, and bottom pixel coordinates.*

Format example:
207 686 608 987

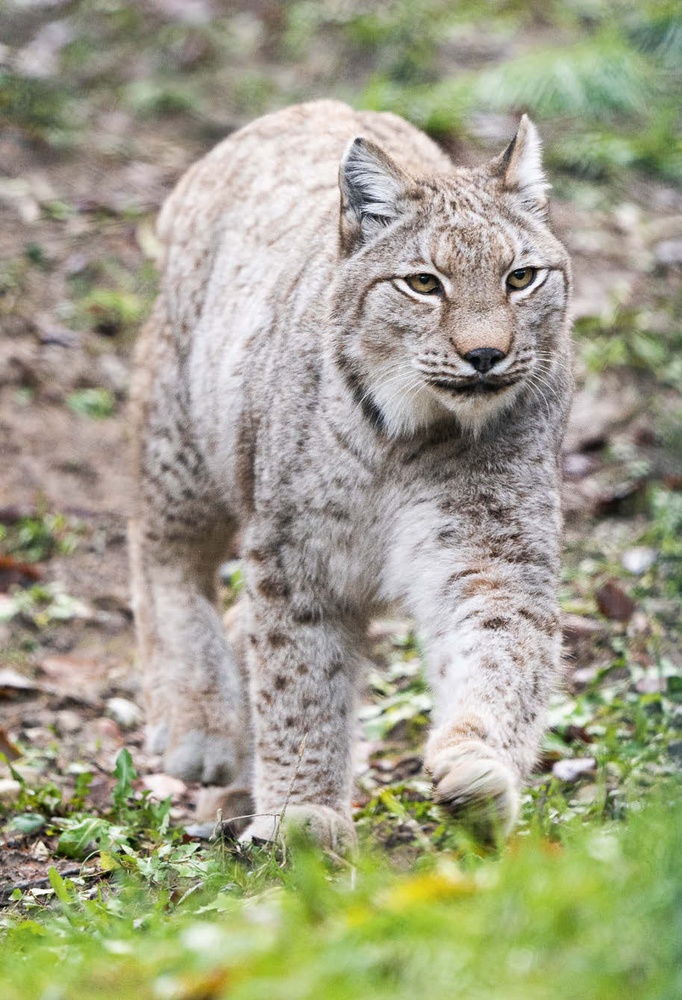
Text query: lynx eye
506 267 537 291
405 273 442 295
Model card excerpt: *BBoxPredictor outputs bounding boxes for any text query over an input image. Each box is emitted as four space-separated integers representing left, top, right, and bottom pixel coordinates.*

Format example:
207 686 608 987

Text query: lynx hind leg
129 330 252 787
129 512 252 785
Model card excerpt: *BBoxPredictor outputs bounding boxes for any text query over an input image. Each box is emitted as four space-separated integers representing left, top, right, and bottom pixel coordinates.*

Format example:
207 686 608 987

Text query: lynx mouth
428 377 516 397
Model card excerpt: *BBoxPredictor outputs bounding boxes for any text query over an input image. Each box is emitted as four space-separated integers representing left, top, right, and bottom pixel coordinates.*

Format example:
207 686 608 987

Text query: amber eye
405 273 442 295
506 267 537 291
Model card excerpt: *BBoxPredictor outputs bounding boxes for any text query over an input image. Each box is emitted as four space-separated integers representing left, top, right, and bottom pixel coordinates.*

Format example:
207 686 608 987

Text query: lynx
129 100 573 848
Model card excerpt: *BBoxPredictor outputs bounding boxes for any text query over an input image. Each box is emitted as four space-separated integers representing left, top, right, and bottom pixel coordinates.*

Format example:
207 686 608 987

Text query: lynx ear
339 137 410 250
490 115 550 218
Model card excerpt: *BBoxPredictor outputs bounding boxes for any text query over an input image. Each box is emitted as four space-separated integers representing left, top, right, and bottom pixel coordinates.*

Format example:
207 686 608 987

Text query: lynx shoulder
130 100 573 847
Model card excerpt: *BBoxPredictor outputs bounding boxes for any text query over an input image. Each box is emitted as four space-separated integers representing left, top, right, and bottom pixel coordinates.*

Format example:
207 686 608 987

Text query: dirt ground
2 2 682 895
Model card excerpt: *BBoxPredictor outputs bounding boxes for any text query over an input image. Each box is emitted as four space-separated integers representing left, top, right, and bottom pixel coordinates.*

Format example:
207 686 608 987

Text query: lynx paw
147 721 245 786
427 741 519 840
241 804 357 854
195 784 255 835
164 729 242 785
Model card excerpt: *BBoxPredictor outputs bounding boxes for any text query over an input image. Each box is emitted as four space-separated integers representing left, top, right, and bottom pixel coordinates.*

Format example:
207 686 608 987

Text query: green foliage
0 583 88 627
0 71 71 142
360 2 682 180
574 303 682 385
66 388 116 419
2 792 682 999
78 287 145 335
0 512 80 563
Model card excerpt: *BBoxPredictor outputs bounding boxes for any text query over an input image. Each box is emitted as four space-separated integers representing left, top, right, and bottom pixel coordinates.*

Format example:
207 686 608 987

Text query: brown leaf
595 479 647 517
595 580 636 622
0 667 42 698
0 726 21 761
0 554 43 593
39 655 104 705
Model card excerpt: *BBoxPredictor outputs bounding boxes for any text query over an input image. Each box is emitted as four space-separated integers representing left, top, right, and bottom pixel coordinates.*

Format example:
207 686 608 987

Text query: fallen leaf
0 555 43 593
30 840 50 861
0 726 21 761
39 655 103 704
595 480 647 517
0 667 42 698
595 580 636 622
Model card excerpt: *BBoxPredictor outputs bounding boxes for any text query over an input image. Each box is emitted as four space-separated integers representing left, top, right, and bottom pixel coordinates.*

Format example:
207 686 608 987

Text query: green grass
1 787 681 1000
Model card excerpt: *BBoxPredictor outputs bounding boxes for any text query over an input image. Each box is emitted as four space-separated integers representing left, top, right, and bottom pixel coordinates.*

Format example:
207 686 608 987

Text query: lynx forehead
131 101 573 849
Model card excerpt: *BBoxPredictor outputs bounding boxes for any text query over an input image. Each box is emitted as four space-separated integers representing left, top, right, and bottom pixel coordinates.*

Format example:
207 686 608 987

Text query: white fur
340 138 405 223
506 115 551 212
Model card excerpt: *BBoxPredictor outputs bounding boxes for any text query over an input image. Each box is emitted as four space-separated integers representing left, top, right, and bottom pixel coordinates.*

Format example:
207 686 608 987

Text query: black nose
463 347 506 373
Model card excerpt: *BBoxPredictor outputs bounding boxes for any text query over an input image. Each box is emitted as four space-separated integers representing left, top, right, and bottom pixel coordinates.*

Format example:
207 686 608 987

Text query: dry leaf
595 580 636 622
0 726 21 761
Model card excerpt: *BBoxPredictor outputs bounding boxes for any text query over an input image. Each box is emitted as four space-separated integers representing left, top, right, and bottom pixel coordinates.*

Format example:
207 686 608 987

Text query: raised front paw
426 740 520 841
241 804 357 854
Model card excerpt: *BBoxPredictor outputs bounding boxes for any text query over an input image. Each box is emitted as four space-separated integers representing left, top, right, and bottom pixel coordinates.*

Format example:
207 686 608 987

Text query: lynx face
333 117 571 437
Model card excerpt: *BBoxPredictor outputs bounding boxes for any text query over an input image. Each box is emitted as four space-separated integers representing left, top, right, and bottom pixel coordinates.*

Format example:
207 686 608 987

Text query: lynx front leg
424 578 560 837
239 552 362 851
399 486 563 839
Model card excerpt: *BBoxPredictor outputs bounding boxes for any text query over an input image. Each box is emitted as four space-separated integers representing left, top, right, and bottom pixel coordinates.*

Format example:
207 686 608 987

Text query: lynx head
332 116 572 438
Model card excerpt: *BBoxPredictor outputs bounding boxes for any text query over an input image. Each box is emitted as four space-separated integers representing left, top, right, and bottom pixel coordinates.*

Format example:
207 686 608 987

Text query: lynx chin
130 100 573 849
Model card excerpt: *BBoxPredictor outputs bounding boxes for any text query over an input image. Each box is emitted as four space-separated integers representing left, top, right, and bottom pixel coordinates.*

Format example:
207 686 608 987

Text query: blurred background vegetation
1 1 681 997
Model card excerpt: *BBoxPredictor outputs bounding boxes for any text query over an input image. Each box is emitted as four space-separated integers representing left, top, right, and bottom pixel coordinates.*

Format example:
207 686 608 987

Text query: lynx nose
463 347 506 373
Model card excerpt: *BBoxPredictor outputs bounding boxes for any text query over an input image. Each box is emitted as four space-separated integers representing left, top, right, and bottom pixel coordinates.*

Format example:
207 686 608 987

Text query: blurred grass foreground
0 793 681 999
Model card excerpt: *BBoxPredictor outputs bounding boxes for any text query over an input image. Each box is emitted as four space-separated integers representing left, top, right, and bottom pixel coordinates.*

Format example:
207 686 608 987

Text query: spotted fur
129 101 573 845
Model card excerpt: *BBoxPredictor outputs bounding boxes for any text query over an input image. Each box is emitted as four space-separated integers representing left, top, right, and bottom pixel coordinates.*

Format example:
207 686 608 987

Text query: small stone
635 675 667 694
562 452 597 479
0 778 22 803
654 238 682 268
56 710 82 735
104 697 142 730
621 547 656 576
184 822 216 840
552 757 596 782
570 665 601 688
141 773 186 802
94 717 122 740
573 783 599 804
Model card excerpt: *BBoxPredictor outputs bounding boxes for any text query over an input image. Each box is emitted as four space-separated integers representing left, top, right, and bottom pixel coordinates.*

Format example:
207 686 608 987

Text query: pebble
0 778 22 803
141 773 186 801
56 709 83 735
104 697 143 730
654 238 682 267
552 758 597 782
621 547 656 575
